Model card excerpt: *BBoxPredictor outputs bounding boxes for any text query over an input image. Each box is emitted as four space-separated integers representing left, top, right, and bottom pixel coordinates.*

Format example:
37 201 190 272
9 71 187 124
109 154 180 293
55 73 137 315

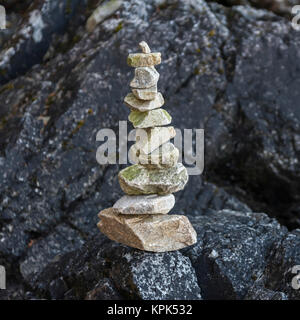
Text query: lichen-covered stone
118 163 188 195
124 92 164 112
97 209 197 252
129 142 179 169
130 67 159 89
129 108 171 128
127 53 161 67
113 194 175 214
135 126 176 154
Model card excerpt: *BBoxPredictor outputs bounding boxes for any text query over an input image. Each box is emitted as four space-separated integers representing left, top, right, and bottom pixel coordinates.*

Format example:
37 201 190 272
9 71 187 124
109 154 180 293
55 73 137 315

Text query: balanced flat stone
97 41 197 253
129 142 179 169
124 92 164 112
118 163 188 195
127 53 161 68
129 109 172 128
135 126 176 154
132 85 157 100
113 194 175 214
130 67 159 89
97 209 197 252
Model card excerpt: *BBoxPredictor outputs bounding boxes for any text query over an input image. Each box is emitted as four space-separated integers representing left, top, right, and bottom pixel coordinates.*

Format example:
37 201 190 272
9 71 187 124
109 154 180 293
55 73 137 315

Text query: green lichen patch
119 165 142 181
128 110 147 127
118 163 188 195
127 53 161 68
129 108 172 128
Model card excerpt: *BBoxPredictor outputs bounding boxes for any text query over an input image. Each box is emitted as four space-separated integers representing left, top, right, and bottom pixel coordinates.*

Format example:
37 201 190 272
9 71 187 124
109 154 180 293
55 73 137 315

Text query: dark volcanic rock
0 0 85 85
207 0 299 17
245 279 288 300
33 235 202 300
26 209 300 300
19 224 85 286
254 229 300 300
0 0 300 299
182 210 288 299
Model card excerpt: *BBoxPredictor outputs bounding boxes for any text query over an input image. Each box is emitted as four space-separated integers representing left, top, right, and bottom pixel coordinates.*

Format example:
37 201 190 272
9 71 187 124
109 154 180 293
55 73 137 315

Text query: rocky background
0 0 299 300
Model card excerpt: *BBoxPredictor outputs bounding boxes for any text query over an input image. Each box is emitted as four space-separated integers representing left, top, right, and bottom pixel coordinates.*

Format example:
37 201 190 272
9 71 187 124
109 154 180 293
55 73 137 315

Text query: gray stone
124 92 164 112
132 85 158 100
98 208 197 252
129 108 171 128
139 41 151 54
118 163 188 195
130 67 159 89
135 126 176 154
127 53 161 67
113 194 175 214
129 142 179 169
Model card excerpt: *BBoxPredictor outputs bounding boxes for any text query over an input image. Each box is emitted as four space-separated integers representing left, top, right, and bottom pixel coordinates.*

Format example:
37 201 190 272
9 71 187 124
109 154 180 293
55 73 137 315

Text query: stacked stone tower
97 42 197 252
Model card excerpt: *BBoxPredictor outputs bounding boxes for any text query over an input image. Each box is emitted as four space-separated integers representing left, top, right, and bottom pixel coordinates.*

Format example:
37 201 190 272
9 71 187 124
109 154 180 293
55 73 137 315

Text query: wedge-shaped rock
127 53 161 67
135 126 176 154
139 41 151 54
113 194 175 214
118 163 188 195
129 142 179 169
129 109 171 128
130 67 159 89
132 85 157 101
124 92 164 112
97 209 197 252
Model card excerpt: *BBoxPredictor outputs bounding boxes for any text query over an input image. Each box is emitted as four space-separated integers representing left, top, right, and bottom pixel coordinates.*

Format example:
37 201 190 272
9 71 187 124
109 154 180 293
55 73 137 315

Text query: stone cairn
97 42 197 252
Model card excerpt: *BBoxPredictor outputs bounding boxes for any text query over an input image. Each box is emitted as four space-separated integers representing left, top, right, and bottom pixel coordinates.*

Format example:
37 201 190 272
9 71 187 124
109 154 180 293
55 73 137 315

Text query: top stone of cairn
127 41 161 68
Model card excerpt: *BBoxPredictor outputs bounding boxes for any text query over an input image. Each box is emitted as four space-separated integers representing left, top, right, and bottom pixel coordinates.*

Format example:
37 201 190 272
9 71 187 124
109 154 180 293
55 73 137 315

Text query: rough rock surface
5 209 297 300
129 108 171 128
129 142 179 169
0 0 300 300
124 92 164 112
118 163 188 195
135 126 176 154
208 0 298 17
132 85 158 100
98 209 197 252
113 194 175 214
127 52 161 67
32 236 202 300
130 66 159 89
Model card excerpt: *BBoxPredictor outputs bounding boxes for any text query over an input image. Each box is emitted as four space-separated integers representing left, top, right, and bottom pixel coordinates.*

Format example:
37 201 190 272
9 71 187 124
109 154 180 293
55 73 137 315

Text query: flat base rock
97 208 197 252
113 194 175 214
118 163 188 195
